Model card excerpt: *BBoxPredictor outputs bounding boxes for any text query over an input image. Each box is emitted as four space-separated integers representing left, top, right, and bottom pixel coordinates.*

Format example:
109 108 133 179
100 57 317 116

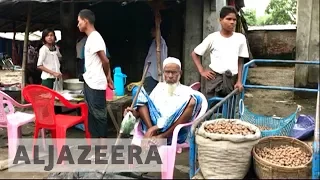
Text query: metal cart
189 59 320 179
312 82 319 179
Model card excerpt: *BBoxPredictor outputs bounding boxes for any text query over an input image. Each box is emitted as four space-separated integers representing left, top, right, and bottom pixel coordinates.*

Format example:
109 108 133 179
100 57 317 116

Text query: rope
126 81 142 92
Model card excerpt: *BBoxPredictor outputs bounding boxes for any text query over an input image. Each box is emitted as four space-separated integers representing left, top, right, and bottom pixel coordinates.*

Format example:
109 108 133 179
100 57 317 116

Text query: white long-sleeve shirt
37 45 62 80
144 36 168 81
149 82 193 128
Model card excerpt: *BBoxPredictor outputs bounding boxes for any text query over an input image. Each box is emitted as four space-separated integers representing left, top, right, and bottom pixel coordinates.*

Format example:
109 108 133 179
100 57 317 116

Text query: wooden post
12 22 17 65
21 3 32 103
60 2 77 77
154 8 162 82
148 0 165 82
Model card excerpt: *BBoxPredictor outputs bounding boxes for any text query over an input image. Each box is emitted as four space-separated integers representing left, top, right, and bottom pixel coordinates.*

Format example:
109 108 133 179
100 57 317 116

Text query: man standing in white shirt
143 27 168 94
77 9 114 138
191 6 249 100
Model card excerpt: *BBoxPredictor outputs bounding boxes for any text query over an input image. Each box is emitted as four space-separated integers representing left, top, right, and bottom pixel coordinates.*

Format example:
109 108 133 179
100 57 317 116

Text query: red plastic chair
22 85 90 157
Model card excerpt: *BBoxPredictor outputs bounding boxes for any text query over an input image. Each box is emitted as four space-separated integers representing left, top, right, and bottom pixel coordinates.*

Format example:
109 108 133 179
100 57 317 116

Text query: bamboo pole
21 3 32 103
148 0 166 82
154 8 162 82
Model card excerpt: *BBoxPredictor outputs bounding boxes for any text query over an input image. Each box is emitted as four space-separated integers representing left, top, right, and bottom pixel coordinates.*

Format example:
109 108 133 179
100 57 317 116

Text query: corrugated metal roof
248 25 297 31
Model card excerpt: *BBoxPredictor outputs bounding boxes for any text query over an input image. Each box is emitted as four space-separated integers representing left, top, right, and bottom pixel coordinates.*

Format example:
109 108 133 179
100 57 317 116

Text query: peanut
204 121 256 135
256 145 311 167
256 125 272 131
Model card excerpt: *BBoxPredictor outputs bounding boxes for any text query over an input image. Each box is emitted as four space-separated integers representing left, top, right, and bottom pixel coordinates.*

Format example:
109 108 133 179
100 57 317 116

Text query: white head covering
163 57 181 69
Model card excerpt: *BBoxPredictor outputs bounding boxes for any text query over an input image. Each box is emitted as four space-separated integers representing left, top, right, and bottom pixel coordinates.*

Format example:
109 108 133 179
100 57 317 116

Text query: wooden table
55 95 133 133
106 95 132 132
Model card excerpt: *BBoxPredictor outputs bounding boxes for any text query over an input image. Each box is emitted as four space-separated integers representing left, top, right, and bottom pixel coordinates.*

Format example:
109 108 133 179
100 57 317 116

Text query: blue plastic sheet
290 114 315 140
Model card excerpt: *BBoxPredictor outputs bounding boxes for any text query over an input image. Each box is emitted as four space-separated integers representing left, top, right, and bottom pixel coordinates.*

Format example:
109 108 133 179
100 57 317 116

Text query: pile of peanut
204 121 255 135
257 125 272 131
256 145 312 167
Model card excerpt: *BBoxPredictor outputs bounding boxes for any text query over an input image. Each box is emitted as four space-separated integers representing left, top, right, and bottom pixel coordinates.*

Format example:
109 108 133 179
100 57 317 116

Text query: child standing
191 6 249 100
37 29 62 89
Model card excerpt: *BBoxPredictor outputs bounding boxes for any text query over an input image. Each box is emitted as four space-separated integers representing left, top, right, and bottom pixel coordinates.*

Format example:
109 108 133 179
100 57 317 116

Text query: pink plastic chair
190 82 201 91
131 89 208 179
0 90 41 159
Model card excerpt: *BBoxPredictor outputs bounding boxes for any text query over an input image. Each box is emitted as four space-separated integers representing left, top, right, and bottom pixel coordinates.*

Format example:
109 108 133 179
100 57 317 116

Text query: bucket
106 86 114 100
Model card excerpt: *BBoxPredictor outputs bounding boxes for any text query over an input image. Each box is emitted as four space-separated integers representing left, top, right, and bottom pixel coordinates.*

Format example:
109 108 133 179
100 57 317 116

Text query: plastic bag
75 123 85 131
53 78 63 92
120 111 137 135
290 114 315 140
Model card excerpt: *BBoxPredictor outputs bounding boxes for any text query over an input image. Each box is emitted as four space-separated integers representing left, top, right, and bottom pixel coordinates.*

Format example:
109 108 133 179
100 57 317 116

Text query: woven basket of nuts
253 136 313 179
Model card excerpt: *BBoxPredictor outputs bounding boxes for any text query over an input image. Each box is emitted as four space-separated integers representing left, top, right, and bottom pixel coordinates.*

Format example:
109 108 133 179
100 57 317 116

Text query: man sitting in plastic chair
124 57 203 145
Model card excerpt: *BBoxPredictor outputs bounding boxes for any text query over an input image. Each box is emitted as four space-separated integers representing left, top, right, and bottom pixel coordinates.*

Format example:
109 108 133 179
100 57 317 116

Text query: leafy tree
243 9 257 26
264 0 297 25
257 15 271 26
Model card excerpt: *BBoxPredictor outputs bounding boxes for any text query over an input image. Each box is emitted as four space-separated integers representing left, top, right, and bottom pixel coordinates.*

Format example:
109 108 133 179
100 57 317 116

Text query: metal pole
312 81 320 179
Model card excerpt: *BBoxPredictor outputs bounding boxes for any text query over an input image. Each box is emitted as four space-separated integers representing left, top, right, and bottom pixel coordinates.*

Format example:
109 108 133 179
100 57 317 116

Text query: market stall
189 59 320 179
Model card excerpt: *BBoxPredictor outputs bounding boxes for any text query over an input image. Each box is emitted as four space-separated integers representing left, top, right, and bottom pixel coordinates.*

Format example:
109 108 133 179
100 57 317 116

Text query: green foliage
257 15 271 26
243 9 257 26
264 0 297 25
242 0 297 26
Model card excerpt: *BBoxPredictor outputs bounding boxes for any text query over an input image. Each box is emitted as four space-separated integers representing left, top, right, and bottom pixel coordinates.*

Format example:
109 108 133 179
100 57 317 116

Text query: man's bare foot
141 126 160 149
148 134 166 146
143 126 159 139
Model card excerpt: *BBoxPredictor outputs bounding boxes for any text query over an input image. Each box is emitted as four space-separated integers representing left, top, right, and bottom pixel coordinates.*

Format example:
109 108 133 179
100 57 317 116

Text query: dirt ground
244 67 317 117
0 67 317 179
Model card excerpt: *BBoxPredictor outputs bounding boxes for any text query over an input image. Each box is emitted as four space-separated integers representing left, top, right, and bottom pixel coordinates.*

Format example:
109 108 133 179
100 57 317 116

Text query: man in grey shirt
143 27 168 94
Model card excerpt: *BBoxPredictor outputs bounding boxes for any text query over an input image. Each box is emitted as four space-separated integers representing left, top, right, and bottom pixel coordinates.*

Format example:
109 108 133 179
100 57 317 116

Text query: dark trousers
41 78 55 89
26 64 41 84
83 81 108 138
77 58 85 77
